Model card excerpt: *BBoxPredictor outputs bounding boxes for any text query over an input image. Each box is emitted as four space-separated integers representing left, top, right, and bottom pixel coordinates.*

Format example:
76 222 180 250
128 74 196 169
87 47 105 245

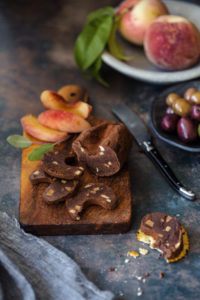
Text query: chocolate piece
137 212 189 262
43 179 78 204
72 122 132 177
40 149 84 180
29 169 52 184
66 183 117 220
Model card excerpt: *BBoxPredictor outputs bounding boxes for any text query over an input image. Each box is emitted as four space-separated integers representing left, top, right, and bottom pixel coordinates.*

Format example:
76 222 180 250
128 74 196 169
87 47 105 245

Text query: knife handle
142 141 195 201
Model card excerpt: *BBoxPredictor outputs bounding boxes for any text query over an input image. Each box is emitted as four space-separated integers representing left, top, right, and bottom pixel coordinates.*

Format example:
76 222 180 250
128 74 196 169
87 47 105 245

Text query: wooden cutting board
19 117 132 235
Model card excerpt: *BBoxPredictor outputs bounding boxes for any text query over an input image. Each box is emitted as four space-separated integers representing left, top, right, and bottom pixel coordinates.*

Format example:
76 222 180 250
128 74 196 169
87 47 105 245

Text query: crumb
157 253 162 259
160 272 165 278
124 258 130 264
109 267 115 272
176 214 180 217
139 248 149 255
144 272 150 278
127 251 139 258
118 253 123 257
136 276 142 280
142 278 146 283
137 287 143 296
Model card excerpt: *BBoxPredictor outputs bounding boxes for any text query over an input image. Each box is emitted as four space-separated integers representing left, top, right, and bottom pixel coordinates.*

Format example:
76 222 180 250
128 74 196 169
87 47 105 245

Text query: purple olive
166 107 175 114
190 105 200 122
161 114 179 132
177 117 197 143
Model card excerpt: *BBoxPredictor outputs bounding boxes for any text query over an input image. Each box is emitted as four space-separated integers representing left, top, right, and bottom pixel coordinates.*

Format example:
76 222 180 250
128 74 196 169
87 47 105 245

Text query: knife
112 104 195 201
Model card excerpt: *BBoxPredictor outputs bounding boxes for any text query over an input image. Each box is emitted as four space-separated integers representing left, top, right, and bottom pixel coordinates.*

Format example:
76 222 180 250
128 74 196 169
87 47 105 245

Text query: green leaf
28 143 54 161
108 15 132 61
7 135 32 148
89 55 109 87
74 14 113 70
86 6 114 24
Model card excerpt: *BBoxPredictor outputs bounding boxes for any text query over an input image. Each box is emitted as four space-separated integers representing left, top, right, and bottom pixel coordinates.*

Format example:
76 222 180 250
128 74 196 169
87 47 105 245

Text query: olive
172 98 191 116
177 117 197 143
190 105 200 122
166 93 180 106
166 107 175 114
198 124 200 137
184 88 197 102
190 92 200 105
161 114 179 132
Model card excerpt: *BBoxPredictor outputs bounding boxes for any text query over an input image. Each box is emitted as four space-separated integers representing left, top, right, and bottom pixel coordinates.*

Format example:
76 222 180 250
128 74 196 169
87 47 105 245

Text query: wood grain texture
20 116 132 235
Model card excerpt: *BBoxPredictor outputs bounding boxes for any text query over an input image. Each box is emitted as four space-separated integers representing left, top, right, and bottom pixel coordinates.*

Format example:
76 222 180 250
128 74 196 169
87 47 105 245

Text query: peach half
58 85 89 103
38 110 91 133
40 90 92 119
118 0 168 45
21 114 68 142
144 15 200 70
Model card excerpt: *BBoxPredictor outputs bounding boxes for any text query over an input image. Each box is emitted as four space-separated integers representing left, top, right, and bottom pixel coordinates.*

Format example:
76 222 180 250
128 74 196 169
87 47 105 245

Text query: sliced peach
40 90 92 119
38 110 91 133
21 114 68 142
58 85 89 103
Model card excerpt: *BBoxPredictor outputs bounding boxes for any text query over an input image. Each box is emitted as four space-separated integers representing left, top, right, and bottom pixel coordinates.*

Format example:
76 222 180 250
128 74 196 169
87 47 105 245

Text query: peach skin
38 110 91 133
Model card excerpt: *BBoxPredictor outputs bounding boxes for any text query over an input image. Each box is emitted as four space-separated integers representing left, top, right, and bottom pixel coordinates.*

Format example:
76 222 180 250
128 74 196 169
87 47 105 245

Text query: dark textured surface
0 0 200 299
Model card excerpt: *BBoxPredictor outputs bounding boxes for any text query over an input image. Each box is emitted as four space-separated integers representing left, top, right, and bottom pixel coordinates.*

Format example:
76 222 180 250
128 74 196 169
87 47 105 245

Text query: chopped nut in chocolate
66 183 117 220
72 121 132 177
41 149 84 180
137 212 189 263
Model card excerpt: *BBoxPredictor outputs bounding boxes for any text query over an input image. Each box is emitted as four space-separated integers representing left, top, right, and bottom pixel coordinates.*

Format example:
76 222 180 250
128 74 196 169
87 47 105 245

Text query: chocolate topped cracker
137 212 189 263
43 179 79 204
66 183 117 220
72 122 132 177
40 149 84 180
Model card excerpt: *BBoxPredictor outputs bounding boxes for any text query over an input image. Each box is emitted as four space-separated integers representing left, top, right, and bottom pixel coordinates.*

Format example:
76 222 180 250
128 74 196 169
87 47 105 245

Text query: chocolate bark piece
72 122 132 177
137 212 189 263
40 149 84 180
43 179 79 204
66 183 117 220
29 169 52 184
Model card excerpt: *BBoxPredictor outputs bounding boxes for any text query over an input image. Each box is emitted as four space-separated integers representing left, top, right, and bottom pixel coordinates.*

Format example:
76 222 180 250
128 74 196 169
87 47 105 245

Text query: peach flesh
21 114 68 142
41 90 92 119
144 15 200 70
118 0 168 45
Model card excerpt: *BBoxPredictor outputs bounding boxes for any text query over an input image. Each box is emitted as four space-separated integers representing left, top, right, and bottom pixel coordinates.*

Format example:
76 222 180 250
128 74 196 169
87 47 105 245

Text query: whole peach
118 0 168 45
144 15 200 70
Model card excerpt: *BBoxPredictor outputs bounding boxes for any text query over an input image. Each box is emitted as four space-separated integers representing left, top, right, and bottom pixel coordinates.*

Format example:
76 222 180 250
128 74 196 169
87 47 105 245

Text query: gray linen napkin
0 212 114 300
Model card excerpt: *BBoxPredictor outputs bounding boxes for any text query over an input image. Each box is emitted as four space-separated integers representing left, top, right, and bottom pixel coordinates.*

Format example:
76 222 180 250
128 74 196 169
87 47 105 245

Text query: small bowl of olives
150 80 200 152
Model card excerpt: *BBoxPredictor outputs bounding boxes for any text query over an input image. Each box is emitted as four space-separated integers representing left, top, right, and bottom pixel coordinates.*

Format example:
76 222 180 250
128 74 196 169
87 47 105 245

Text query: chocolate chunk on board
137 212 189 263
66 183 117 220
20 116 132 235
40 149 84 180
72 121 133 177
43 179 79 205
29 169 52 184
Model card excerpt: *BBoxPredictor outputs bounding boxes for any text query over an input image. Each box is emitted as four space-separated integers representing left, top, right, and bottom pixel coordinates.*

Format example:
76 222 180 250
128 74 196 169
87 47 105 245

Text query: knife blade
112 104 195 201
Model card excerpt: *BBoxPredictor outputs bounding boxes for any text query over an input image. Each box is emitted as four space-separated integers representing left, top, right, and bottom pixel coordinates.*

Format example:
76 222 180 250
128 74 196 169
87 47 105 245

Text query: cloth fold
0 212 114 300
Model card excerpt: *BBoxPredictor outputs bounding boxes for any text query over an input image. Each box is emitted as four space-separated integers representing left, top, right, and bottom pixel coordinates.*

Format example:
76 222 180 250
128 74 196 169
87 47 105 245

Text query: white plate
102 0 200 84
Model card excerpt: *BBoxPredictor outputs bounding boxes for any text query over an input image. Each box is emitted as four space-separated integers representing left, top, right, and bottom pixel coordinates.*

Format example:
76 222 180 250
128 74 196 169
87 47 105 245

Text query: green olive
191 91 200 104
172 98 191 116
166 93 180 106
184 88 197 103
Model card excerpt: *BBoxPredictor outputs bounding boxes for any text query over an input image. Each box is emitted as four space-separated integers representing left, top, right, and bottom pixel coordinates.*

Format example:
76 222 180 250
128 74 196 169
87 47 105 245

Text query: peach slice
21 114 68 142
58 85 89 103
38 110 91 133
40 90 92 119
